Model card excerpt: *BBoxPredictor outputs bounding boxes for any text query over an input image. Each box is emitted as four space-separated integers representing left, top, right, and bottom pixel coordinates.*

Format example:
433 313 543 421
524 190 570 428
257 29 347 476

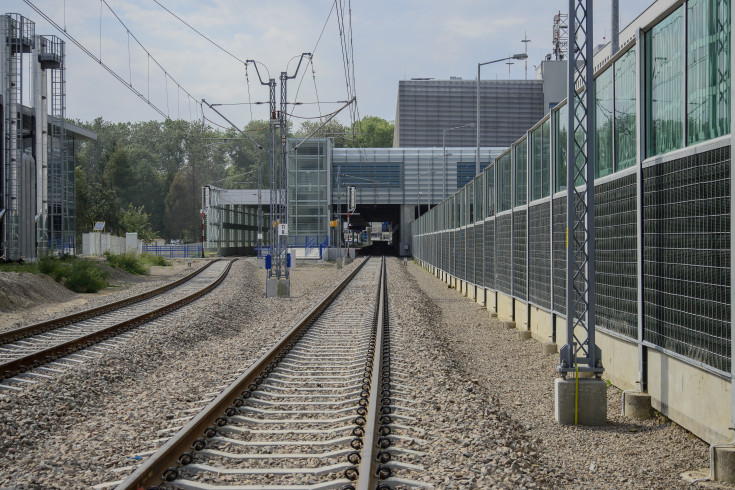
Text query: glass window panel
531 128 542 200
614 48 637 170
514 139 528 206
687 0 731 145
486 163 495 216
645 6 684 157
554 104 568 193
497 152 512 212
542 119 550 196
531 121 551 200
595 68 614 178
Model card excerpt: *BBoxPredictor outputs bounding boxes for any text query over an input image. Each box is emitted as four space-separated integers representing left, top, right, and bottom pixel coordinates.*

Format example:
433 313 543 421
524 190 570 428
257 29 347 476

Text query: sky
5 0 648 129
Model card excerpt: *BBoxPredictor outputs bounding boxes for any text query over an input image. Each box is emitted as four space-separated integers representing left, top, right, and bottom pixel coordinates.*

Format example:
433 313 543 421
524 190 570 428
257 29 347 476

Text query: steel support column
559 0 603 377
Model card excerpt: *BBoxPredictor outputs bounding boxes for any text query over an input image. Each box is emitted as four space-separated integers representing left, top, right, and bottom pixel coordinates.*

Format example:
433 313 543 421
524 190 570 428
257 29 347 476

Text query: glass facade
288 139 330 241
514 138 528 206
336 160 401 188
615 48 637 170
646 6 685 158
595 68 614 178
687 0 731 145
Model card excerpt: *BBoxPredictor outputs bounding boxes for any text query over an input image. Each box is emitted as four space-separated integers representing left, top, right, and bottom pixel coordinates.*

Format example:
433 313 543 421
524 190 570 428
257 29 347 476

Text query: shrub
104 251 149 275
139 253 171 267
39 256 68 282
65 260 109 293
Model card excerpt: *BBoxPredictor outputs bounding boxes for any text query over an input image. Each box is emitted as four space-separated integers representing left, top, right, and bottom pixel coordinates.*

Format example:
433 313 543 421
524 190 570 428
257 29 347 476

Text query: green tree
352 116 394 148
104 146 136 200
295 119 350 148
164 171 195 241
120 204 157 242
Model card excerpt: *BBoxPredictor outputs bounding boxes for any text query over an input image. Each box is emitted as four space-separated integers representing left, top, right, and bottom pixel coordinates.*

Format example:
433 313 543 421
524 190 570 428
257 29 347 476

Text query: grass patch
139 253 171 267
0 261 38 274
104 251 149 275
1 256 109 293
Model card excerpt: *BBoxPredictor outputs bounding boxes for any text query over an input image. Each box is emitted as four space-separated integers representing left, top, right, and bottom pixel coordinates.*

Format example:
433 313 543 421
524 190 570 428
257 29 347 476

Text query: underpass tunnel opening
338 203 400 256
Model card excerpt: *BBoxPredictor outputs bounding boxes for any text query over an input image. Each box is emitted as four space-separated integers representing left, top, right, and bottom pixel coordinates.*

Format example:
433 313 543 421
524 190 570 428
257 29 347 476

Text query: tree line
74 115 394 243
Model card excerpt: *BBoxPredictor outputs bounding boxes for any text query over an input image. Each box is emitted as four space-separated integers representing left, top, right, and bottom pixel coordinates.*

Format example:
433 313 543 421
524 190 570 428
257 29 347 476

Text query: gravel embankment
0 258 359 489
393 259 716 489
0 259 208 333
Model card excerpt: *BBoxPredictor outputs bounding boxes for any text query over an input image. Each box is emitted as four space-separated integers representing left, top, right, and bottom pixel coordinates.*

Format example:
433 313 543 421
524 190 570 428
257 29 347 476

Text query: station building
203 60 566 256
411 0 734 447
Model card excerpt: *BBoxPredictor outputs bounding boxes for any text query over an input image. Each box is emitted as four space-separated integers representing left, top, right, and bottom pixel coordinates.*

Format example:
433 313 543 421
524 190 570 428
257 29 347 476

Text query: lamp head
512 53 529 60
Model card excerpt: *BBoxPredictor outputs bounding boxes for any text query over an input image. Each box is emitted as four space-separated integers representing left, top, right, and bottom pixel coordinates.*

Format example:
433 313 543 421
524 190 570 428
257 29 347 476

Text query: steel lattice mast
559 0 603 378
273 53 310 281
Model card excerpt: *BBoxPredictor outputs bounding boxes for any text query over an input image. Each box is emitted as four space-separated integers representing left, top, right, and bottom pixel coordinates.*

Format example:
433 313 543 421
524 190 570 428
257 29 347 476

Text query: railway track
0 259 234 388
115 256 429 490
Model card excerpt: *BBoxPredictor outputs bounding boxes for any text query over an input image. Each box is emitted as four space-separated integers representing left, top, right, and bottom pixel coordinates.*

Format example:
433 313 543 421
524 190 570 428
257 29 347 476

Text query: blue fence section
142 244 203 258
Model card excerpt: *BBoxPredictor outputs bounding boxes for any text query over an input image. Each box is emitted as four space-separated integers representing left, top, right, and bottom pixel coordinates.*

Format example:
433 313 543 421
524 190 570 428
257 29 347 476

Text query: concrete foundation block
489 311 498 318
554 377 607 426
714 447 735 483
542 342 557 355
266 278 290 298
502 321 515 329
623 392 653 420
518 330 532 340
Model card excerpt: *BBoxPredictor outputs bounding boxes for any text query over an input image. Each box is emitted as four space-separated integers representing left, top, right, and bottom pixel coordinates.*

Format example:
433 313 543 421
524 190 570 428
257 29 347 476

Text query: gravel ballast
394 259 716 488
0 258 358 488
0 256 725 489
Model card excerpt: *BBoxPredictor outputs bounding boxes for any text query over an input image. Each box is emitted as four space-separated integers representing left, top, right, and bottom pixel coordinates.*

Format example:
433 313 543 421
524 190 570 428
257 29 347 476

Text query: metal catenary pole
559 0 602 378
275 53 311 280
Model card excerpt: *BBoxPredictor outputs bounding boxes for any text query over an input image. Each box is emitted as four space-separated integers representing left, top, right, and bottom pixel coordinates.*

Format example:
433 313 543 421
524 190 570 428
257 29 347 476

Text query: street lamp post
476 53 528 176
443 123 475 200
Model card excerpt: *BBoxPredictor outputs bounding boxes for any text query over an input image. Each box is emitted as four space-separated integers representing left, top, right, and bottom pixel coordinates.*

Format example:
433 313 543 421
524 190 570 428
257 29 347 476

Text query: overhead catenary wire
289 97 355 153
202 99 264 151
21 0 200 121
291 1 336 121
152 0 246 65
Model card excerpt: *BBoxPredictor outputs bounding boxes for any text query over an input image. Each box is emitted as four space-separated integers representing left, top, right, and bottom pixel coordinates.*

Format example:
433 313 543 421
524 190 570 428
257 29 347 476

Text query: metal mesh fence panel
468 226 476 284
496 214 513 295
485 218 495 289
447 230 457 276
643 146 730 373
443 231 448 272
552 197 567 315
513 209 528 300
459 228 466 281
528 203 551 310
595 173 638 338
476 221 485 287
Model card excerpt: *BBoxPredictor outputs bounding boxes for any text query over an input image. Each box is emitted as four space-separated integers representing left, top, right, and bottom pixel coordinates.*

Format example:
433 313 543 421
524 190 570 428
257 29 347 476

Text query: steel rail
357 256 385 489
0 260 234 379
116 257 372 490
0 259 220 345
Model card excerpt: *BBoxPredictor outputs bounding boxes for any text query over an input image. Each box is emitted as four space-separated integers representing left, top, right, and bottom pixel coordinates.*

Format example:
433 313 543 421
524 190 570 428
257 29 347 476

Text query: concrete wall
82 232 140 256
529 306 553 343
648 350 732 444
497 293 514 322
